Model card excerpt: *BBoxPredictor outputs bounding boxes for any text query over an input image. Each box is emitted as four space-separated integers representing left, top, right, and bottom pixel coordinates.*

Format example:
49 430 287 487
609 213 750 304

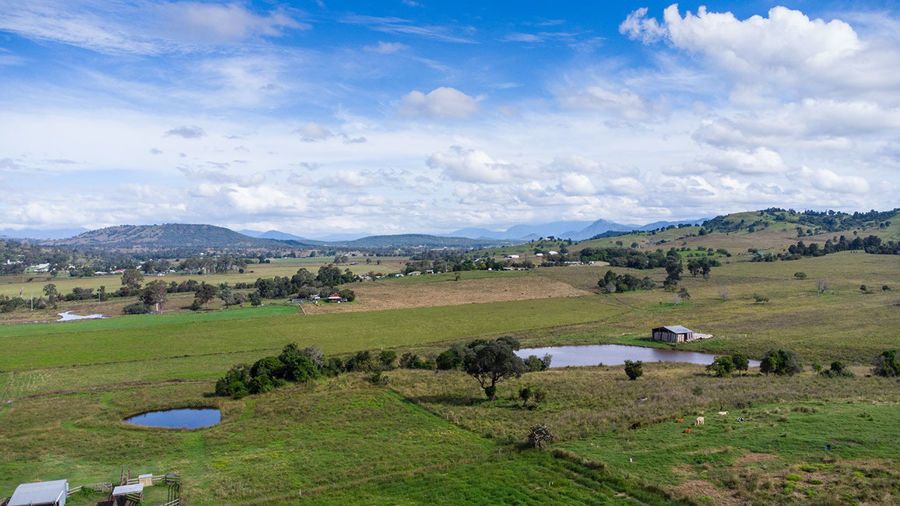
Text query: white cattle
695 416 705 426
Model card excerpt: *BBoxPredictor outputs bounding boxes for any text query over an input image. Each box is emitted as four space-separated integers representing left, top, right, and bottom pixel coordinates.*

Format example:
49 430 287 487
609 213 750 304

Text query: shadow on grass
409 394 489 406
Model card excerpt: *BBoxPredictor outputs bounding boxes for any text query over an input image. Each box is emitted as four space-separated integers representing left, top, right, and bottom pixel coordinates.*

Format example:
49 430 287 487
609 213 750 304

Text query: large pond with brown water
515 344 760 368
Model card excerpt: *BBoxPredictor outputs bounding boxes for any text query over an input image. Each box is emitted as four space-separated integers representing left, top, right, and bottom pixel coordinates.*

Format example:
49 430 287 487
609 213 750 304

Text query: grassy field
1 250 898 504
0 257 408 298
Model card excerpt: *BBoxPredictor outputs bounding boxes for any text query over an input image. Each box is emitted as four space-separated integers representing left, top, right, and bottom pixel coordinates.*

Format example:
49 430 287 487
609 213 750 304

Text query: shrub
760 349 802 376
399 352 435 370
378 350 397 370
872 350 899 377
278 344 320 382
523 354 552 372
731 353 749 372
215 364 252 398
793 272 807 280
860 284 869 293
624 360 643 380
883 285 892 291
436 347 464 370
526 424 556 449
753 294 769 304
344 350 376 372
518 386 546 409
819 361 853 378
369 370 389 385
707 356 736 377
250 356 284 379
122 302 152 315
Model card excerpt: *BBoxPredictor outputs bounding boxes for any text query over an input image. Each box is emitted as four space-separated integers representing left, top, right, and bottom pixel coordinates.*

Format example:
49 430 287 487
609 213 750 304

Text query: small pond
57 311 105 322
125 408 221 429
516 344 760 368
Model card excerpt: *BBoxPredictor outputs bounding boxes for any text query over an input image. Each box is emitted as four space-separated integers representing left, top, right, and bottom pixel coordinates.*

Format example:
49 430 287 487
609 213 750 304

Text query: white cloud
619 7 666 43
165 125 206 138
400 87 480 119
558 85 647 120
427 146 512 183
798 166 870 194
0 0 308 54
297 122 335 142
702 147 786 175
364 41 408 54
558 173 596 196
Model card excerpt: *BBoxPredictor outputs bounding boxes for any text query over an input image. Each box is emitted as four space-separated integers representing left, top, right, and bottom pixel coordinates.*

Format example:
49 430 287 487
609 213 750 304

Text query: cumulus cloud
619 7 666 43
798 166 870 194
427 146 512 183
400 87 480 119
558 173 596 195
702 147 786 175
164 125 206 138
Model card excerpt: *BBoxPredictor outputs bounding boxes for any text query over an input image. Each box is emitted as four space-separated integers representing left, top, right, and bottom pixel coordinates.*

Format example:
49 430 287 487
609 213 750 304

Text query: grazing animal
695 416 705 426
717 411 728 416
683 428 692 434
676 418 685 423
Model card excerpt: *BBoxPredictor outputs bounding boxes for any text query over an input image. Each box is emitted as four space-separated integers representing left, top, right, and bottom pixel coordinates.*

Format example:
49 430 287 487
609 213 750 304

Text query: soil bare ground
304 276 591 313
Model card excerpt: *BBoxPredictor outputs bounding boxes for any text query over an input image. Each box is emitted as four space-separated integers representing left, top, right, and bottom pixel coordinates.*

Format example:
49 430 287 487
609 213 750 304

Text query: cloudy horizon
1 1 898 236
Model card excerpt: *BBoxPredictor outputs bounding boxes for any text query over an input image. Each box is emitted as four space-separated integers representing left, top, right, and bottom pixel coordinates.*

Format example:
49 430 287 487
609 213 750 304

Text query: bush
760 349 802 376
624 360 643 380
793 272 807 280
436 347 465 370
523 354 552 372
215 364 252 398
707 356 736 377
122 302 152 315
526 424 555 449
753 293 769 303
278 344 320 382
400 352 435 370
369 370 389 385
345 350 377 372
378 350 397 370
819 361 853 378
518 386 546 409
731 353 749 372
872 350 899 377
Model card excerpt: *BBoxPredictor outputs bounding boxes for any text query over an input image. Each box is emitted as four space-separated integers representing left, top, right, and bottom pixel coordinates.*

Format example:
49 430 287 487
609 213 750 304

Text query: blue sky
0 1 898 236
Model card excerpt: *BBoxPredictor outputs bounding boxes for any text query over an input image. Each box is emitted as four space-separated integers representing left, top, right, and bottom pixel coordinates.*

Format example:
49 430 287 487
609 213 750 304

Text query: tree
707 356 735 377
215 364 251 398
664 253 682 287
43 283 58 308
523 354 552 372
193 283 218 308
760 349 802 376
378 350 397 370
624 360 643 380
872 350 899 377
218 286 237 307
121 268 144 291
731 353 749 373
462 337 526 399
278 344 320 382
139 280 168 311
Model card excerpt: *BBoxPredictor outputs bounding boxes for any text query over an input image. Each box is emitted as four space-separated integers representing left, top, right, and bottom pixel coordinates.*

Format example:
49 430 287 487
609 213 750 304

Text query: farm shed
8 479 68 506
651 325 696 343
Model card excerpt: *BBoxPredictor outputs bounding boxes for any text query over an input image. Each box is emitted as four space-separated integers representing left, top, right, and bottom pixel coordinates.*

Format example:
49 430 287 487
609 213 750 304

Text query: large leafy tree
121 268 144 291
462 337 525 399
139 280 168 311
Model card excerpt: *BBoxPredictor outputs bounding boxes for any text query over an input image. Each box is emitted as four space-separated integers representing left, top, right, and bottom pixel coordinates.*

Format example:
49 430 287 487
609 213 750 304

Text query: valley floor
1 252 898 504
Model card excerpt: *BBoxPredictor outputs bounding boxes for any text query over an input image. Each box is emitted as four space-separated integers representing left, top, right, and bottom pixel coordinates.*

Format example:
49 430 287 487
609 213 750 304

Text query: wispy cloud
341 14 475 43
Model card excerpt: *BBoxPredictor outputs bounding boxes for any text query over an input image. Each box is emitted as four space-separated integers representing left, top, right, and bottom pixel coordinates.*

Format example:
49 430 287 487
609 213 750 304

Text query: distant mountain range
239 229 324 244
450 218 705 241
40 224 511 252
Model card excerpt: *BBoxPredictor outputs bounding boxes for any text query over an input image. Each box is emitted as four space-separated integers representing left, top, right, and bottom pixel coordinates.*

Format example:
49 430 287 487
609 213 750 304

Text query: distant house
534 253 544 257
327 293 343 303
8 479 68 506
651 325 696 343
505 254 520 259
407 271 421 276
548 251 559 256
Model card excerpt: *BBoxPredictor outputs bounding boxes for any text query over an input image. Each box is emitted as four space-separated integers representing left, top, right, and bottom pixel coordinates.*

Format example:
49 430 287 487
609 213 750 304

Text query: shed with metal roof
7 479 68 506
651 325 695 343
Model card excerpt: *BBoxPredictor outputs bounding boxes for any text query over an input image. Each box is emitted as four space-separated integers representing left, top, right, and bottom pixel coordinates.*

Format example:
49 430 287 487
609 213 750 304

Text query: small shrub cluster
624 360 643 380
760 349 802 376
518 386 546 410
819 361 853 378
597 270 655 293
122 302 152 314
872 350 899 377
215 344 323 398
706 353 750 377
